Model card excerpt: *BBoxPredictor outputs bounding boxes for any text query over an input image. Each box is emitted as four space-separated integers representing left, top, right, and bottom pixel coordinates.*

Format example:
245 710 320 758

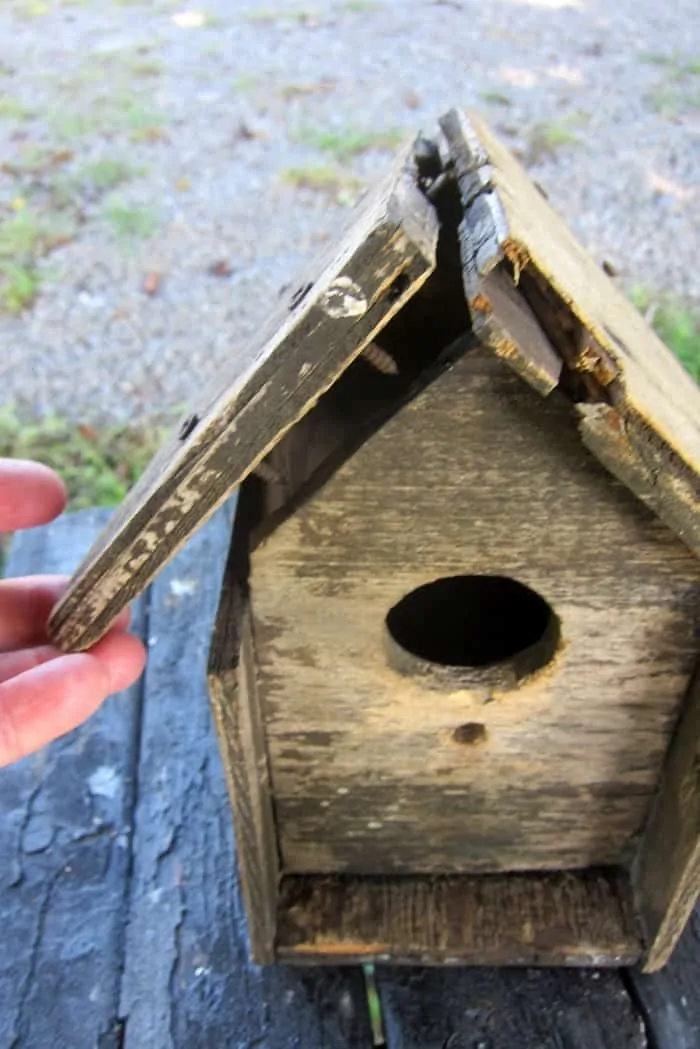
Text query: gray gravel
0 0 698 423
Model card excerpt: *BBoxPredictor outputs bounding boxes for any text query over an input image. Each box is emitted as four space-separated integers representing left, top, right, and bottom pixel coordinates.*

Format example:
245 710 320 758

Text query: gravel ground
0 0 698 423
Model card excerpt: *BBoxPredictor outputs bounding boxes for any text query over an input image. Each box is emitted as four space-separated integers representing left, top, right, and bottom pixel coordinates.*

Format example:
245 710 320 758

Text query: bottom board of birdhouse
273 868 641 968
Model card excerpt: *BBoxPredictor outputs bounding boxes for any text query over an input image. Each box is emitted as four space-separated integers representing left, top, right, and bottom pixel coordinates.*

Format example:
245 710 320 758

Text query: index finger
0 459 67 533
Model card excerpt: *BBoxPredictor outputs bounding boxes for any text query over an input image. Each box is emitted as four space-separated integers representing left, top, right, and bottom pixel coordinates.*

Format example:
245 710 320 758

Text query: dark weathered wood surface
208 515 281 965
0 511 145 1049
276 869 641 966
2 509 699 1048
632 668 700 971
1 510 371 1049
375 967 648 1049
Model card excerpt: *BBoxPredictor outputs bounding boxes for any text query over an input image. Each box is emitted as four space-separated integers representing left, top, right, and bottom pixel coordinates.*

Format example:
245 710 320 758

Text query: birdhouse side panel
249 348 700 876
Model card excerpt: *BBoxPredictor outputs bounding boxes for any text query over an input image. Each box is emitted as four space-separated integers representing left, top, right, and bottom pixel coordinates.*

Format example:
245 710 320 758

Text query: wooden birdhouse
50 110 700 973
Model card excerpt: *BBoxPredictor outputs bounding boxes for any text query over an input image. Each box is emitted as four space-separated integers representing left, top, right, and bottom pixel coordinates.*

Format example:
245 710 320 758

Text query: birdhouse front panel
247 344 700 878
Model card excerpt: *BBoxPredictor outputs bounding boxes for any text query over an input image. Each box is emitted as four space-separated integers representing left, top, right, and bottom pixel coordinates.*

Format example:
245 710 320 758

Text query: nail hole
387 272 410 303
452 723 487 745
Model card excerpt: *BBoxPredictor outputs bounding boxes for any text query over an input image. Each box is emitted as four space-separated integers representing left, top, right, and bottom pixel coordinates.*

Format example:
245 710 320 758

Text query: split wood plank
441 108 700 558
118 505 373 1049
375 966 648 1049
0 510 145 1049
49 142 439 654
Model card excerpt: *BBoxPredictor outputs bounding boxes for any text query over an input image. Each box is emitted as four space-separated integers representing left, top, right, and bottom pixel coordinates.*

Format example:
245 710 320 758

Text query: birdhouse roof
50 109 700 652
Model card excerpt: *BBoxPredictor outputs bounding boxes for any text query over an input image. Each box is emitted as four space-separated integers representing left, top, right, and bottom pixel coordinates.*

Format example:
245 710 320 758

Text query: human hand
0 458 146 767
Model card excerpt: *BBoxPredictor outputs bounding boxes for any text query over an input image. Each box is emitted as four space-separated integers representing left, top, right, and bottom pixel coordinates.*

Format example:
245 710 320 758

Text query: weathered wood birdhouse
51 110 700 973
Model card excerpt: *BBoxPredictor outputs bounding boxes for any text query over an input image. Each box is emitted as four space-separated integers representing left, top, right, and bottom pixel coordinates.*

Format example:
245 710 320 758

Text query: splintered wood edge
274 870 642 966
441 107 700 558
49 139 439 652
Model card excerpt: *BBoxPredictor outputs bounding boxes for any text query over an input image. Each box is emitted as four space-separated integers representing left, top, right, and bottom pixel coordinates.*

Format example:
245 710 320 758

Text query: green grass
128 57 164 78
47 91 169 144
0 95 33 120
11 0 50 19
480 89 512 107
341 0 380 11
242 5 323 23
523 120 582 164
295 125 404 161
103 198 159 242
80 157 137 191
0 262 41 314
0 208 76 313
640 51 700 78
641 49 700 117
281 164 364 203
645 86 700 117
0 408 166 510
629 288 700 382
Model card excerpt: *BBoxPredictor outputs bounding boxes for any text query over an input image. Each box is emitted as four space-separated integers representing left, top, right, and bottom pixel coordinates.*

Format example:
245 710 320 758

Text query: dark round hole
452 722 487 745
385 575 556 669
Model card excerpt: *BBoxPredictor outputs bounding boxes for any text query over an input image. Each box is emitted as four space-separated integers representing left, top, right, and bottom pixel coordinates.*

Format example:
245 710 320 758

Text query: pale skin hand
0 458 146 767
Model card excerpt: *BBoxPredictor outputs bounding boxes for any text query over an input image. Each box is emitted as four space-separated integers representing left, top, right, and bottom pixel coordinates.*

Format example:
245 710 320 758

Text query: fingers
0 644 61 684
0 459 67 532
0 631 146 767
0 576 131 652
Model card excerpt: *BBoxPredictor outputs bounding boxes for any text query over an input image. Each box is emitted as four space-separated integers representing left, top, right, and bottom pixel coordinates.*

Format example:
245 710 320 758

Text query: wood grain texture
118 506 373 1049
632 669 700 971
208 507 280 964
49 143 439 654
0 510 145 1049
276 869 641 966
250 349 700 875
441 108 700 557
376 966 648 1049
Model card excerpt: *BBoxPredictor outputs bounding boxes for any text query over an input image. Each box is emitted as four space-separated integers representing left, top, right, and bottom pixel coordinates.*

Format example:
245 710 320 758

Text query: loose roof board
49 111 700 653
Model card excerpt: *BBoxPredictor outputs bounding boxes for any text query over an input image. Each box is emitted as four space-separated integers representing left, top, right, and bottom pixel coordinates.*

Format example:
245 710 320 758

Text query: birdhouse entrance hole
385 575 559 681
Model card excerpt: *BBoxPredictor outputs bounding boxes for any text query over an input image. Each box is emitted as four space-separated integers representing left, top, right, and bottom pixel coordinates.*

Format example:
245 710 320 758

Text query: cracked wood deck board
118 504 373 1049
627 909 700 1049
0 509 144 1049
375 967 648 1049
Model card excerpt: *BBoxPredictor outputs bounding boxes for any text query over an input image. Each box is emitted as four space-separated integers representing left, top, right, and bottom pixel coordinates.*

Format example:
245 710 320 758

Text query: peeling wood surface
49 145 439 654
442 108 700 559
632 669 700 972
1 511 700 1046
0 511 145 1049
251 349 700 875
276 870 641 966
457 109 700 474
208 513 280 964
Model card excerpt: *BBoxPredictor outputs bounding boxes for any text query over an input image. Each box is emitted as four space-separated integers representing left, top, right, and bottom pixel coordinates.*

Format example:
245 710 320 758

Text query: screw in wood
178 413 199 440
288 282 314 311
361 344 399 375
